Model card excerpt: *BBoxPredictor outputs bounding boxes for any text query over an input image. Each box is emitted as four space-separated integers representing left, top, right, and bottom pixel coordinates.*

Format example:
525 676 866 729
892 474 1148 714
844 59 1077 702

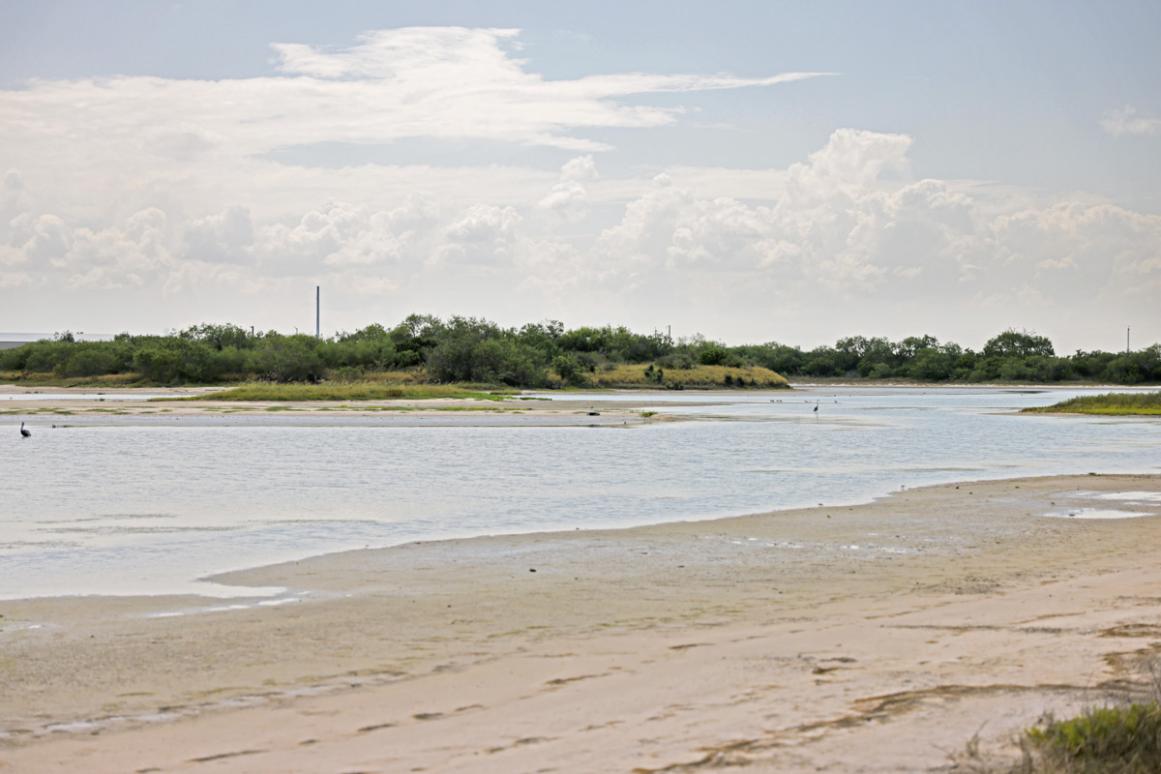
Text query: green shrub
1024 703 1161 773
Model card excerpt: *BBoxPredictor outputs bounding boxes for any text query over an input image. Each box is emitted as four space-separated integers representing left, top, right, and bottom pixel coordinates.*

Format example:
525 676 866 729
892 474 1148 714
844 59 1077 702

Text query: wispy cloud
1101 105 1161 137
0 26 829 165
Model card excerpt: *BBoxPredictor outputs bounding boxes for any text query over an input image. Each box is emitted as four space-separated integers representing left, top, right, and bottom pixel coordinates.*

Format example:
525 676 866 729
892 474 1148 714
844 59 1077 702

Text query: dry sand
3 474 1161 772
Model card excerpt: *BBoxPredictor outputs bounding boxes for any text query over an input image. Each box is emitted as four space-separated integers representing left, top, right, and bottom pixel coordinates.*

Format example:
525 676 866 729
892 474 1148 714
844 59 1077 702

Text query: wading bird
20 421 31 438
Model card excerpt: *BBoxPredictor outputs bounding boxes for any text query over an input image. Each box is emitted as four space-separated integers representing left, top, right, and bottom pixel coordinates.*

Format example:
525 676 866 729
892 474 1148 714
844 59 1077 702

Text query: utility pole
315 285 321 339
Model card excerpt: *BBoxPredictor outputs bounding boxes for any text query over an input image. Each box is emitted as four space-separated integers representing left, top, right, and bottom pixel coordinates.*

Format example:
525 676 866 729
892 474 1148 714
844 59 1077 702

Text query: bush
247 336 325 383
551 353 585 386
1024 703 1161 773
58 345 124 377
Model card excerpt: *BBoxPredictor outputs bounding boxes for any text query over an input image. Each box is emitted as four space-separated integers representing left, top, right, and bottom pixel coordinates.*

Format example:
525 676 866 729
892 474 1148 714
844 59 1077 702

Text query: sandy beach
3 473 1161 772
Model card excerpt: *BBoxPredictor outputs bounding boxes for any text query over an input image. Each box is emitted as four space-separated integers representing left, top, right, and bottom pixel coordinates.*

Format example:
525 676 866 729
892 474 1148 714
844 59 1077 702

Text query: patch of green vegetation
6 407 78 415
5 321 1158 388
0 370 147 387
169 383 507 402
1022 392 1161 416
1020 703 1161 773
590 362 789 389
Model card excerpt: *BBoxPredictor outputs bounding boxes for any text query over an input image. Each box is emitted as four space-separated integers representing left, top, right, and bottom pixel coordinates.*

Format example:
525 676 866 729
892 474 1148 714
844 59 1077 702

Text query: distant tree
551 353 584 386
909 349 954 381
180 323 252 351
983 329 1055 358
893 334 939 361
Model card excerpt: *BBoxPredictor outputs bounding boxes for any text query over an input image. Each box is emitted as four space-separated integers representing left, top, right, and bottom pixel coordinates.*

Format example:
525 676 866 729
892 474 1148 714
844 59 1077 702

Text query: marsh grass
330 369 426 385
0 371 146 387
590 363 789 389
166 383 512 402
1022 392 1161 416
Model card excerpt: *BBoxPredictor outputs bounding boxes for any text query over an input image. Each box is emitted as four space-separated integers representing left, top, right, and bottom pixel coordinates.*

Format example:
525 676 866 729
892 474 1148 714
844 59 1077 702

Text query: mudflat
0 385 667 427
3 474 1161 772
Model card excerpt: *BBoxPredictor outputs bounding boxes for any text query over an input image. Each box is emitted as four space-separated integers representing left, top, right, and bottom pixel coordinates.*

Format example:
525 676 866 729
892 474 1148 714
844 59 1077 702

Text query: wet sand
0 385 676 428
3 474 1161 771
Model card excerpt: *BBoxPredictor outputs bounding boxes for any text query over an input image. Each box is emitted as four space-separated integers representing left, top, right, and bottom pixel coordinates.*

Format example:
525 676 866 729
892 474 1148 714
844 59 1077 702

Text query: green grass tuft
1022 703 1161 773
1022 392 1161 416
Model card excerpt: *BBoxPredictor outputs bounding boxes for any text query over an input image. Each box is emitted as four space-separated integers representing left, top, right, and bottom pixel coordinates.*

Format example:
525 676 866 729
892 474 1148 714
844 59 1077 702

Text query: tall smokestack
315 285 320 339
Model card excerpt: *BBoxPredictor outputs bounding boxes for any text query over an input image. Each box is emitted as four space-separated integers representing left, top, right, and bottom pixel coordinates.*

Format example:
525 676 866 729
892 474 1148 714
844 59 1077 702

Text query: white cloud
0 27 827 178
560 155 598 182
1101 105 1161 137
538 155 599 218
581 129 1161 314
182 206 254 264
0 28 1157 355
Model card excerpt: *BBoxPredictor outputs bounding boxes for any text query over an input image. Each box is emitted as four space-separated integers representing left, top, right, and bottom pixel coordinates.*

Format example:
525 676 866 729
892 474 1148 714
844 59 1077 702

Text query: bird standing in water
20 421 31 438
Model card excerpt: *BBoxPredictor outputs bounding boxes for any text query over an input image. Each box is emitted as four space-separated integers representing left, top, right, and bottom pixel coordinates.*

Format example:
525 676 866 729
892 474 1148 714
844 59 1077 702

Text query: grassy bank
587 363 789 389
0 371 148 388
1022 392 1161 416
169 383 511 402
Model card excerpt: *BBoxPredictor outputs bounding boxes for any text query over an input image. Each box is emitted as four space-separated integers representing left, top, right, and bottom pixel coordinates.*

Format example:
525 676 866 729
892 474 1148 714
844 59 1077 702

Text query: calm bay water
1 386 1158 599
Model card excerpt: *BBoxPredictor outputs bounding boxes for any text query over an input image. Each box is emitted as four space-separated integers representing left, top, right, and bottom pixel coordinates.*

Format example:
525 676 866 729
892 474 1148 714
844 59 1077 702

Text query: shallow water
2 386 1158 599
1 391 181 401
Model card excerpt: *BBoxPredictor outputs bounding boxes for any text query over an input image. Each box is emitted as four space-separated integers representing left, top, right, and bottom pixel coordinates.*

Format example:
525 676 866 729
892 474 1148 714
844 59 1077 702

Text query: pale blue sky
1 1 1158 349
4 1 1159 201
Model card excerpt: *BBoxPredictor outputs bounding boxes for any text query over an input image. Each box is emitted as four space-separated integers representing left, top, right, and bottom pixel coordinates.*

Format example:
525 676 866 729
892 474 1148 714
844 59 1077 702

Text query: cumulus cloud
258 197 441 273
7 127 1158 315
583 129 1161 310
437 204 522 265
538 155 599 218
2 91 1157 348
182 206 254 264
1101 105 1161 137
2 207 174 288
560 155 598 182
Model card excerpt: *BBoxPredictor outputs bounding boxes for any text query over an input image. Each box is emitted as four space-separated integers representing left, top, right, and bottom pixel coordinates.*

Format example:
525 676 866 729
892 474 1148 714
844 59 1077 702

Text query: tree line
1 316 1158 387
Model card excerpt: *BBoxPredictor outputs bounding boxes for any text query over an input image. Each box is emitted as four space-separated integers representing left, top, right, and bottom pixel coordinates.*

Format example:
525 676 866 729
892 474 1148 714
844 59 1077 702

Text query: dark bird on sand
20 422 31 438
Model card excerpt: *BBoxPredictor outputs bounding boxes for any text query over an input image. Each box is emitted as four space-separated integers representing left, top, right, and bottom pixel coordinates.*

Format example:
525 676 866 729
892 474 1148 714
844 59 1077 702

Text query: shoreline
3 381 1156 429
4 473 1161 771
6 463 1157 604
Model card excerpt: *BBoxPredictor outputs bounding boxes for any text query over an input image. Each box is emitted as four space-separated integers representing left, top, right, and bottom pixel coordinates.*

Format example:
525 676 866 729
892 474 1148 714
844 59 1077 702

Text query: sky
1 0 1159 351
